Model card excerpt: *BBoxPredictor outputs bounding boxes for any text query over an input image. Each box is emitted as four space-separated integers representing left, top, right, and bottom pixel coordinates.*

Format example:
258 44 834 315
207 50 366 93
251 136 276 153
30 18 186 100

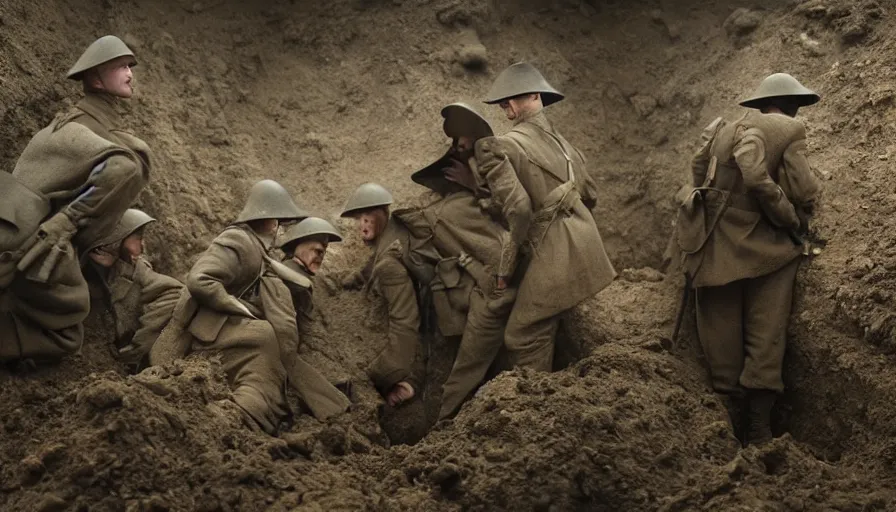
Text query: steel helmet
340 183 393 217
67 35 137 81
412 103 493 191
235 179 309 223
441 102 494 140
277 217 343 251
483 62 564 106
85 208 155 253
739 73 820 109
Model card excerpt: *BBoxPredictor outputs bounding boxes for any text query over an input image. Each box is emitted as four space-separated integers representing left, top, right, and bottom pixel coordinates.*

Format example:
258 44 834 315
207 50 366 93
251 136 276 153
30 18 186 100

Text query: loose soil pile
3 0 896 510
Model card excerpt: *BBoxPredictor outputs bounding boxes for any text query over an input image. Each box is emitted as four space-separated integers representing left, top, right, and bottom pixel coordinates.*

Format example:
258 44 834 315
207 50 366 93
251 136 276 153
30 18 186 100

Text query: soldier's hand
17 212 78 275
443 158 477 190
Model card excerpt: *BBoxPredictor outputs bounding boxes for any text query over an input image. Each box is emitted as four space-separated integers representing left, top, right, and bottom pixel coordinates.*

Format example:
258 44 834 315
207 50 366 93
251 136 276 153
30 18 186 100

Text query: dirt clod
723 8 763 37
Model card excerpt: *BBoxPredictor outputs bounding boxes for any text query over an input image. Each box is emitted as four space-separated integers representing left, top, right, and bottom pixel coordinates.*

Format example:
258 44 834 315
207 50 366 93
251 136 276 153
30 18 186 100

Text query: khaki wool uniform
282 259 316 340
280 258 351 420
0 92 151 361
88 258 183 369
473 110 616 371
396 187 517 420
365 219 428 395
158 225 293 433
683 111 821 394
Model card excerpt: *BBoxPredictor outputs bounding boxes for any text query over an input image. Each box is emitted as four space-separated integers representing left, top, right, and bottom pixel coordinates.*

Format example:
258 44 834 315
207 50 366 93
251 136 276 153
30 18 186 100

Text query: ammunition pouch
676 186 732 282
675 186 731 255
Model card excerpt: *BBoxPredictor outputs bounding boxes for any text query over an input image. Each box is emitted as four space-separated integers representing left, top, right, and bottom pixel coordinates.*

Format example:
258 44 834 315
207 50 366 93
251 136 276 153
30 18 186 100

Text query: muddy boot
721 394 746 445
746 389 776 446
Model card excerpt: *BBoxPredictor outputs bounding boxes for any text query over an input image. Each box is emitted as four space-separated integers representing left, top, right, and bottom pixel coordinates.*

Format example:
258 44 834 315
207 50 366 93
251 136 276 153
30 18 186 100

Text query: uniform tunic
280 258 351 420
683 111 821 393
473 110 615 371
365 219 426 394
90 258 183 369
398 189 517 420
184 225 291 433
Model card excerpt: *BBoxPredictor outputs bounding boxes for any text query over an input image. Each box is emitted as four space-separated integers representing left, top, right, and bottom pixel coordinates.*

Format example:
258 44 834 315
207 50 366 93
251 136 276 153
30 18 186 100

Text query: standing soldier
275 217 352 420
340 184 426 407
0 35 151 362
150 180 309 434
83 209 183 371
475 62 616 371
676 73 822 445
402 103 517 420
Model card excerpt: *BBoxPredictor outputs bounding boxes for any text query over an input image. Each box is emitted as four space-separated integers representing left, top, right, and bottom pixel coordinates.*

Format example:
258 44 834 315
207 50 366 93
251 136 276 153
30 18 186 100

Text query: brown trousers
368 331 422 393
0 244 88 361
439 286 516 420
696 257 801 394
191 317 289 434
505 315 560 372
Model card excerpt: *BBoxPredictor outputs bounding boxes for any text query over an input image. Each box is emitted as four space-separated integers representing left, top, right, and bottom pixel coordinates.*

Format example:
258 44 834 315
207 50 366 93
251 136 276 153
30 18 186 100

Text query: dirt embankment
3 0 896 510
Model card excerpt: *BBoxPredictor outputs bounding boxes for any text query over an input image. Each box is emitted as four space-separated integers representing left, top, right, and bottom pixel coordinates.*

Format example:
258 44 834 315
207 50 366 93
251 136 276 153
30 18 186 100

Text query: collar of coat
77 91 122 129
283 257 314 278
512 108 552 129
226 223 273 251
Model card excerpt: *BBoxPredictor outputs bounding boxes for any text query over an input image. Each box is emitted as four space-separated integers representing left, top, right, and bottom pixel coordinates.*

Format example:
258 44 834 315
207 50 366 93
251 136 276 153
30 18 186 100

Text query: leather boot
721 394 747 446
746 389 776 446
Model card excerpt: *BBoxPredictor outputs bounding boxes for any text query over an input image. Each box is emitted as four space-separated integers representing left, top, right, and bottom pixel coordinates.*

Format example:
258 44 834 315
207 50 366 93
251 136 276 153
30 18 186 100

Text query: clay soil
3 0 896 510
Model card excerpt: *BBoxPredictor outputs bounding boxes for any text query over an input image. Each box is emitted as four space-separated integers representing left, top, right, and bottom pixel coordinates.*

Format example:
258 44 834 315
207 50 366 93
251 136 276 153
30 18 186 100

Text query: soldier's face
354 208 388 244
121 233 144 261
94 56 136 99
294 238 329 273
498 94 538 121
499 97 523 120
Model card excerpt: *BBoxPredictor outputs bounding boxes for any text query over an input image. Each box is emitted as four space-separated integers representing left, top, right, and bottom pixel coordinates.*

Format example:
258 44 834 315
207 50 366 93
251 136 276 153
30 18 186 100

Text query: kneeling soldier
151 179 309 434
275 217 352 420
83 209 183 371
341 184 426 407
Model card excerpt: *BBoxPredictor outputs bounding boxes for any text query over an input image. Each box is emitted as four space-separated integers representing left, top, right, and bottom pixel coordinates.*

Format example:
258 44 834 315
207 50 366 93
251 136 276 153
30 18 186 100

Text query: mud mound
0 357 397 511
5 341 892 511
365 343 895 511
387 344 738 511
667 438 895 511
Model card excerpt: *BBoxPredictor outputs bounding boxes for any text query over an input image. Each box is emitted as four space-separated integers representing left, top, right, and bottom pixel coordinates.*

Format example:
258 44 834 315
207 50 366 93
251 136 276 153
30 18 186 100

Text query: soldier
275 217 352 420
0 35 151 363
150 180 309 434
278 217 343 329
83 209 183 371
676 73 822 445
340 184 425 407
402 103 517 420
475 62 616 371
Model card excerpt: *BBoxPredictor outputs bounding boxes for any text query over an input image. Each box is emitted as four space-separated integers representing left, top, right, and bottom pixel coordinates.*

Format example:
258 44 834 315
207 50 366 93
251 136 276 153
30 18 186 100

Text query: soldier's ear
82 69 103 92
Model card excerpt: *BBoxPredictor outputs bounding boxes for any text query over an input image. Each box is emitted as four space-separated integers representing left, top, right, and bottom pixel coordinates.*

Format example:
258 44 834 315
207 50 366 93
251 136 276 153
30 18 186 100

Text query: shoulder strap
219 225 267 298
264 255 313 289
526 124 575 184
